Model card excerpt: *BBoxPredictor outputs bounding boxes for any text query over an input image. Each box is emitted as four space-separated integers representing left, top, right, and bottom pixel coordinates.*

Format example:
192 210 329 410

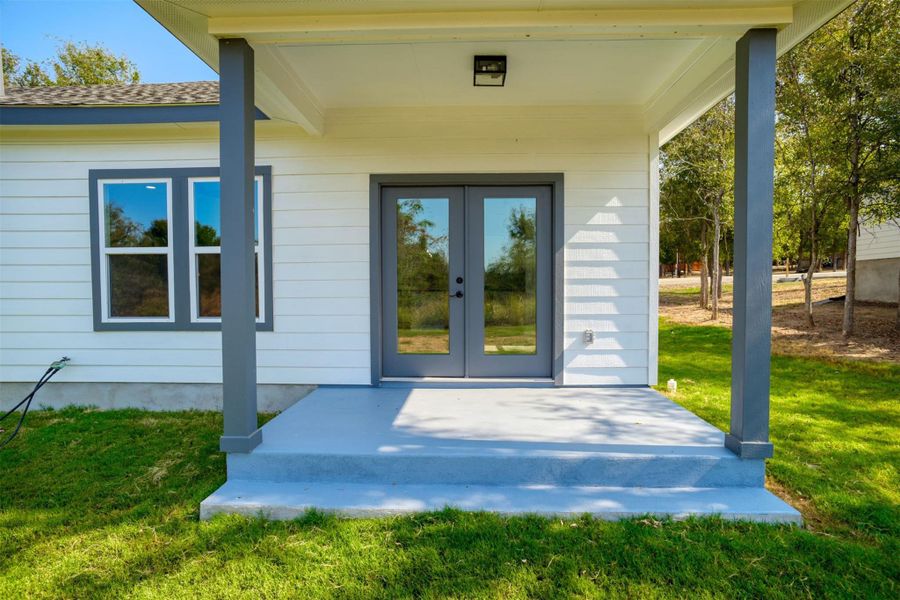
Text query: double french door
381 185 552 378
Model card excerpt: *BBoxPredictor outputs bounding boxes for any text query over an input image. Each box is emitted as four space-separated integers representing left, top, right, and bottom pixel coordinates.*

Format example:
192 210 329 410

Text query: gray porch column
726 28 777 459
218 38 261 453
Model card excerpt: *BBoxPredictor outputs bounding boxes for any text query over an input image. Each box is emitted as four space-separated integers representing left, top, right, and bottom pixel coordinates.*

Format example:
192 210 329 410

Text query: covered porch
201 386 798 521
133 1 854 521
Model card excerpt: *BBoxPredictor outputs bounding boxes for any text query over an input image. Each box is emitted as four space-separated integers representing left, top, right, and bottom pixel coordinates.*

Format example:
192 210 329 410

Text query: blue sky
1 0 216 82
104 182 168 244
193 181 260 244
484 198 535 266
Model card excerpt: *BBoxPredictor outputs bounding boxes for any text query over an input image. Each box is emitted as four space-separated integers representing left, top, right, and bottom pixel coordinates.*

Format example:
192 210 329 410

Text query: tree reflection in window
102 181 171 318
484 200 537 354
396 198 450 354
189 178 261 320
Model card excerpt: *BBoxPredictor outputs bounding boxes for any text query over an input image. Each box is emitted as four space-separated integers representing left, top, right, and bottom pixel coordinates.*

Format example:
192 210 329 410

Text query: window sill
93 320 273 333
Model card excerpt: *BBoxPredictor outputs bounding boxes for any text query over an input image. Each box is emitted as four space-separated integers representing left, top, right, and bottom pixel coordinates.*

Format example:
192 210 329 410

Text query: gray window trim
369 173 564 386
88 166 273 332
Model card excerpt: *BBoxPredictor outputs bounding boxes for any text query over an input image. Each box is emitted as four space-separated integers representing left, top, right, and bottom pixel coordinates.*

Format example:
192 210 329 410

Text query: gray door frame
370 173 564 385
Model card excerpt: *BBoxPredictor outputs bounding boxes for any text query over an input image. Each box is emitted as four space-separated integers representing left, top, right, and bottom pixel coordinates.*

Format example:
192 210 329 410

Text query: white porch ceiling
135 0 855 140
277 39 704 108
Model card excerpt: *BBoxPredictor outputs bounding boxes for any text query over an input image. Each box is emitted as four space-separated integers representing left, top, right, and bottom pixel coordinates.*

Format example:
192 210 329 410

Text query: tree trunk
842 21 865 340
804 196 818 328
700 258 709 309
803 252 817 328
711 211 721 320
699 222 709 309
718 263 725 299
843 198 859 338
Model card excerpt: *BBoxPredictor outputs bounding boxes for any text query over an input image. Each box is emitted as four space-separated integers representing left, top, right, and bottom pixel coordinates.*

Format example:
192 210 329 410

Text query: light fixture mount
473 55 507 87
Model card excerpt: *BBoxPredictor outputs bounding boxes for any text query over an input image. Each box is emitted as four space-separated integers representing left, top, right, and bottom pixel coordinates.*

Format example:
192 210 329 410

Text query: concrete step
200 479 801 523
227 447 764 488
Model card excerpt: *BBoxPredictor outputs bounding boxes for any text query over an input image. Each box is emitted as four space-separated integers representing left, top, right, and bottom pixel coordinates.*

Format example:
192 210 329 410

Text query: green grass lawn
1 320 897 598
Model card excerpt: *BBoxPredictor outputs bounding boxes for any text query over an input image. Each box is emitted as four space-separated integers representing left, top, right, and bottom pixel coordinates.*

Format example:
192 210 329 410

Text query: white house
0 1 852 520
856 222 900 304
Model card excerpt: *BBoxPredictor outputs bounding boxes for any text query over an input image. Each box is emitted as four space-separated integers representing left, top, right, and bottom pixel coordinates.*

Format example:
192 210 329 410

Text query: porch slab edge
200 480 802 524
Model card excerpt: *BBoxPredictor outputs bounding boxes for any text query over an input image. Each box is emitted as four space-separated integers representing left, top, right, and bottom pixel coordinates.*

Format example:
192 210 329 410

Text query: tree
1 41 140 87
51 41 140 85
2 47 19 88
798 0 900 337
660 98 735 319
776 49 845 327
660 0 898 336
2 46 52 87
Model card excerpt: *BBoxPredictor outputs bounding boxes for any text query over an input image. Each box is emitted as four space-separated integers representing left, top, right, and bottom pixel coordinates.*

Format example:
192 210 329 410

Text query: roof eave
0 104 268 126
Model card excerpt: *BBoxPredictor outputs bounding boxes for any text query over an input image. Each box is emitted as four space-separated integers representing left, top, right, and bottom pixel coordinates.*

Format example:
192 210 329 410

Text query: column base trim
725 435 773 459
220 429 262 453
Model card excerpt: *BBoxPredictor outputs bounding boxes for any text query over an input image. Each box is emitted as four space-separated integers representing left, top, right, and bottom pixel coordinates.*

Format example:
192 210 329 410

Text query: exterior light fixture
473 55 507 87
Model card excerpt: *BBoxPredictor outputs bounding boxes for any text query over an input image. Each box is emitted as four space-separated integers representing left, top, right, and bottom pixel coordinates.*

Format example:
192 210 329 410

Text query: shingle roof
0 81 219 106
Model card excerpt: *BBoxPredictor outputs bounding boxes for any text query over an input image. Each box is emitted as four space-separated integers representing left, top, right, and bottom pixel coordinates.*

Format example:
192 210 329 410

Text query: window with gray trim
88 167 273 332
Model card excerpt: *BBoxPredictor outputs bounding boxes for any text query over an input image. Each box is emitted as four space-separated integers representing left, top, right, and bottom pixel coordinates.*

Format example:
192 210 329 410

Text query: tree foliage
661 0 898 332
2 41 140 88
660 99 734 316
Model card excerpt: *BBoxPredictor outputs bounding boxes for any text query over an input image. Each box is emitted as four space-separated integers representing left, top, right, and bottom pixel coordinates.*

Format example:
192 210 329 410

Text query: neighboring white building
856 222 900 304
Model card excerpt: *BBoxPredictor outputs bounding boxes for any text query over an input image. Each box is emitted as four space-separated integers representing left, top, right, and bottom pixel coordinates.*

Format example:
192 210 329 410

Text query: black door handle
450 290 464 298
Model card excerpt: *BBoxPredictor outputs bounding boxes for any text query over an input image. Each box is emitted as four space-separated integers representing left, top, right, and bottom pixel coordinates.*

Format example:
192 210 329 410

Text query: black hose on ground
0 357 70 450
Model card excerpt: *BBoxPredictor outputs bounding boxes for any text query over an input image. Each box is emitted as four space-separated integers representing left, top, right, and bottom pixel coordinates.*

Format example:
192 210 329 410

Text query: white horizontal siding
857 223 900 261
1 109 651 386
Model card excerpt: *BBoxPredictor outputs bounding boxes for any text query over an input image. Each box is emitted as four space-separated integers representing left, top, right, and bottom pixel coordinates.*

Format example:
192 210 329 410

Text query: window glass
108 254 169 317
197 254 260 318
192 180 260 246
91 169 271 330
190 178 263 320
103 182 168 247
483 197 537 355
193 181 222 246
396 198 450 354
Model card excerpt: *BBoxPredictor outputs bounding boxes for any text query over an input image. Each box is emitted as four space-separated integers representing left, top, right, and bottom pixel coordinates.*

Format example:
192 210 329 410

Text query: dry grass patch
660 278 899 362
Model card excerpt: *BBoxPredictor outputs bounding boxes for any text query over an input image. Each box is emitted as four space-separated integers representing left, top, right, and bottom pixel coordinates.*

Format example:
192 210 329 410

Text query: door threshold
380 377 555 389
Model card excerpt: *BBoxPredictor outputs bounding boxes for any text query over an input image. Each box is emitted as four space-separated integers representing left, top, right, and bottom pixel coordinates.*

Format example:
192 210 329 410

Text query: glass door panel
381 184 552 379
466 186 552 378
483 197 538 355
382 187 465 377
396 198 451 354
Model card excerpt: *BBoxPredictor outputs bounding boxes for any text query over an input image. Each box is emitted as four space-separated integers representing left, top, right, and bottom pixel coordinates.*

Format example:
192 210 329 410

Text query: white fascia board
206 7 795 44
135 0 324 136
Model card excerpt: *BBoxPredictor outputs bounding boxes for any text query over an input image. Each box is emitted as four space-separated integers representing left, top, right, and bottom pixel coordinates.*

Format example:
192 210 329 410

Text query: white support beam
208 8 794 45
253 46 325 136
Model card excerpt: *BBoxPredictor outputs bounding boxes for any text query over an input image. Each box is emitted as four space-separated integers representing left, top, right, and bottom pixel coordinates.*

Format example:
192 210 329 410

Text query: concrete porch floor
202 387 800 523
